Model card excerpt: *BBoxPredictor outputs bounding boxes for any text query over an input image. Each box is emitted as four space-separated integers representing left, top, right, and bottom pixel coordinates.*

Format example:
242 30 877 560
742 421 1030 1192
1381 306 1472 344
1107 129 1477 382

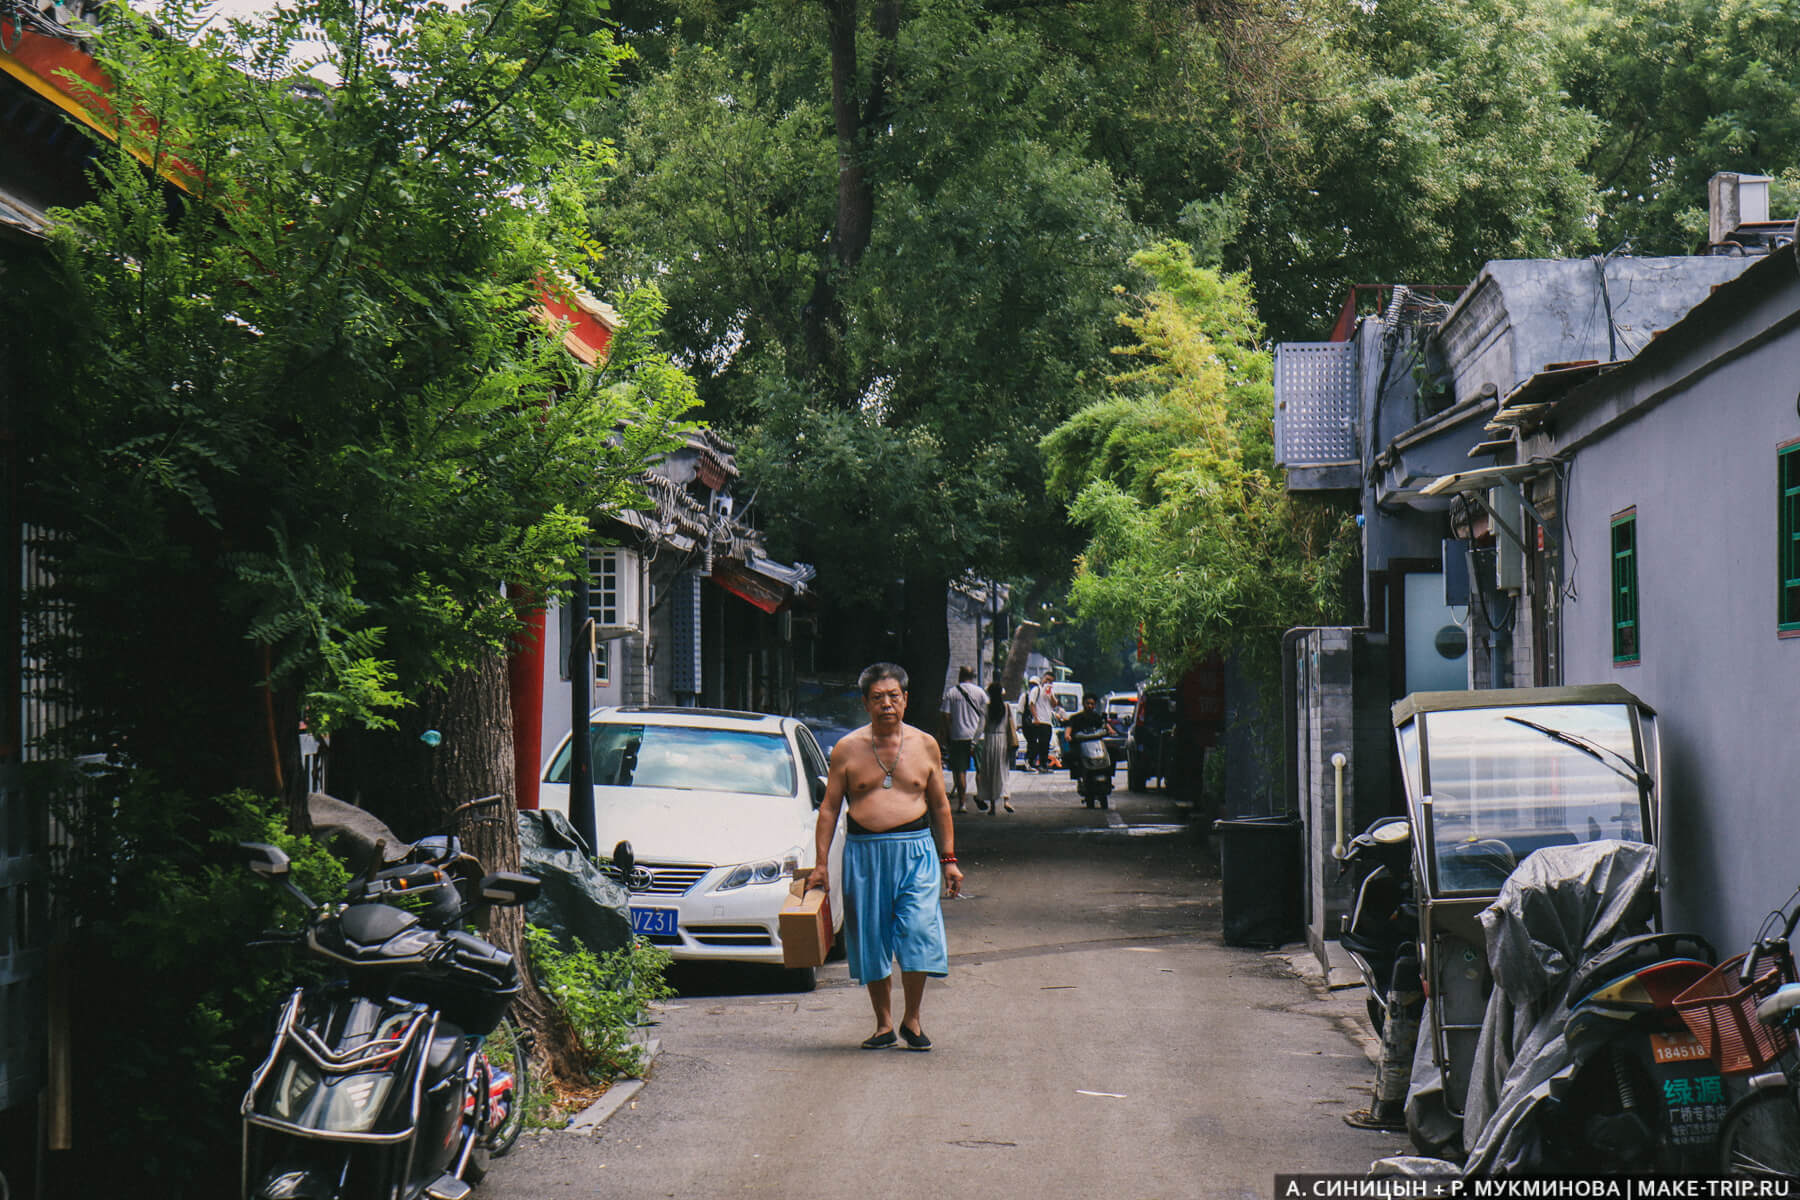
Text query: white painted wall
1559 316 1800 951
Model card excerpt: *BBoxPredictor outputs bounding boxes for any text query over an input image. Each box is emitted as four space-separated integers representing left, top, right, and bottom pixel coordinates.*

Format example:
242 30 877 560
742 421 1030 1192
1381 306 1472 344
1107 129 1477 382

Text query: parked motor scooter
1339 815 1424 1132
237 827 539 1200
1070 726 1113 809
1539 931 1721 1174
1450 842 1722 1176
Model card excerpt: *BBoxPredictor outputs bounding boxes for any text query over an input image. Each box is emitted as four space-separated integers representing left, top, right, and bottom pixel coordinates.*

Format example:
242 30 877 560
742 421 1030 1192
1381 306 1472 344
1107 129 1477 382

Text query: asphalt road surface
483 765 1409 1200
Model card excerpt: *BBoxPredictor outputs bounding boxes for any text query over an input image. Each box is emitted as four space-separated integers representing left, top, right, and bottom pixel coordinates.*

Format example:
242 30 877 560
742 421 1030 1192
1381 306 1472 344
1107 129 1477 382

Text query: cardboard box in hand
780 876 833 969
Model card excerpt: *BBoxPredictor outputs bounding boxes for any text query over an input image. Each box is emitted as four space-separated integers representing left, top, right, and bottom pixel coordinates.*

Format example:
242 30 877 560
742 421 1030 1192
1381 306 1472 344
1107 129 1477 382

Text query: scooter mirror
1372 819 1412 845
479 871 542 907
613 840 636 880
240 841 292 880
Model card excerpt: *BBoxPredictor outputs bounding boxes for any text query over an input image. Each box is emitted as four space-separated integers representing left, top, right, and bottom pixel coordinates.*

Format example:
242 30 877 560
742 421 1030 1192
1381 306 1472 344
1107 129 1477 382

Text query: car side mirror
240 841 291 880
479 871 541 907
810 774 828 808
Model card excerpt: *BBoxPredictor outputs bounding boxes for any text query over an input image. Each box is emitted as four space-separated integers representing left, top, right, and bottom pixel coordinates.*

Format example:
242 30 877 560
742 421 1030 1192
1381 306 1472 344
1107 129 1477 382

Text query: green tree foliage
12 0 694 797
6 1 698 1186
1243 0 1602 337
585 0 1144 632
49 783 347 1194
577 0 1611 685
1043 242 1358 677
524 925 674 1081
1562 0 1800 252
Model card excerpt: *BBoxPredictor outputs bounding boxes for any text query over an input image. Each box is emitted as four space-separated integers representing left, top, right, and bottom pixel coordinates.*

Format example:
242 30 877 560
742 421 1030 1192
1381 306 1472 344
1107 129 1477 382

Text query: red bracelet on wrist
940 855 958 864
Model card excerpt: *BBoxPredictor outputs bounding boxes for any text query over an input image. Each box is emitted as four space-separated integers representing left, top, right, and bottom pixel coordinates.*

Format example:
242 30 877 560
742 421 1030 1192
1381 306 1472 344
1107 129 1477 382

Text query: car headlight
715 850 801 892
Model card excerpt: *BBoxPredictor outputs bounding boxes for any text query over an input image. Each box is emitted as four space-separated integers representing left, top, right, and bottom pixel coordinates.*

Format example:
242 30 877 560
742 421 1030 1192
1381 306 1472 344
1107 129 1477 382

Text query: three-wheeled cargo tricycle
1388 684 1662 1152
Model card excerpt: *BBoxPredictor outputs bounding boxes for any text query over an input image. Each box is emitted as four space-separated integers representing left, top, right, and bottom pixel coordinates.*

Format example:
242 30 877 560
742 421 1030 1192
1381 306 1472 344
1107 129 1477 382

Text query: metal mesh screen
670 572 702 695
1274 342 1358 467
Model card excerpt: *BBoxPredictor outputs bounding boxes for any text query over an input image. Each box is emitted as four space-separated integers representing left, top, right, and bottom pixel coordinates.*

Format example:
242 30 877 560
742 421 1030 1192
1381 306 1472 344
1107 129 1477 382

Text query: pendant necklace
872 729 904 789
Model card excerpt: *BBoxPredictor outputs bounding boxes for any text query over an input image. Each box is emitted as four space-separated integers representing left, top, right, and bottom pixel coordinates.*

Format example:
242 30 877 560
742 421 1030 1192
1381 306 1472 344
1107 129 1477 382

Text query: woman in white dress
974 682 1018 815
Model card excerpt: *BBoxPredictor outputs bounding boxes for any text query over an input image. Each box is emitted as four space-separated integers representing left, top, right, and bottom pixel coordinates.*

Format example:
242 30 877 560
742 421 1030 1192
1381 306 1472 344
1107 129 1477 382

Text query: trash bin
1212 812 1303 948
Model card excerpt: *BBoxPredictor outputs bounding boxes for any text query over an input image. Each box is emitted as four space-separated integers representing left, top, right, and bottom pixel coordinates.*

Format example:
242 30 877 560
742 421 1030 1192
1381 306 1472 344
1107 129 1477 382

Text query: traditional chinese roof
611 465 812 609
532 276 620 365
686 428 738 490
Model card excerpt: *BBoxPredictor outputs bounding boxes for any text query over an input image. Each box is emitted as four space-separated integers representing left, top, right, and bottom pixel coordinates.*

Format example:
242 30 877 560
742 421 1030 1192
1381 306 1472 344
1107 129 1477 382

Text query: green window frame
1611 509 1639 664
1781 443 1800 632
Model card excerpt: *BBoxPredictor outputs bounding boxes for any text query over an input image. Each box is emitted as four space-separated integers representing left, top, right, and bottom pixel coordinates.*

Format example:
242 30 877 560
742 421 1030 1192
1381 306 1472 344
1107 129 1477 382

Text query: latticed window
1781 445 1800 632
590 549 619 686
590 549 621 627
1611 510 1639 664
1771 440 1800 629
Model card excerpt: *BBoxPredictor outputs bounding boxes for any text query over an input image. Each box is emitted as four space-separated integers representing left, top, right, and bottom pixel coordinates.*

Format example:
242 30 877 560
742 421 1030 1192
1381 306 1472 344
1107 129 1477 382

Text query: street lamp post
568 546 597 853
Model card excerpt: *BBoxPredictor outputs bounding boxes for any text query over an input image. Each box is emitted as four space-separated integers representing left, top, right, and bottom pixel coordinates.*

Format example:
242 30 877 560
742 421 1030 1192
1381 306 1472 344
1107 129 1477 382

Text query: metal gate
3 522 65 1118
2 495 50 1119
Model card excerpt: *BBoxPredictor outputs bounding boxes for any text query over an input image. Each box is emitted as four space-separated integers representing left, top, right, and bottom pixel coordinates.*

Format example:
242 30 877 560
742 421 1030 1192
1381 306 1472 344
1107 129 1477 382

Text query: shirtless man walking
808 662 964 1050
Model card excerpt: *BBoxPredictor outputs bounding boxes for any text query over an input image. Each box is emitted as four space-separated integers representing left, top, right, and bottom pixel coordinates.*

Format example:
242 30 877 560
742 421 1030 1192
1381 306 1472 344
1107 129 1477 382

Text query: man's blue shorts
843 827 948 985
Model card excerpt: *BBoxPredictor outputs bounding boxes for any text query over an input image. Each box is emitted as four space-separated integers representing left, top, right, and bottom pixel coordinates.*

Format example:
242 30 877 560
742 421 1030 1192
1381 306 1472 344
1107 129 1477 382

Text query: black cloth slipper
861 1031 897 1049
899 1026 931 1051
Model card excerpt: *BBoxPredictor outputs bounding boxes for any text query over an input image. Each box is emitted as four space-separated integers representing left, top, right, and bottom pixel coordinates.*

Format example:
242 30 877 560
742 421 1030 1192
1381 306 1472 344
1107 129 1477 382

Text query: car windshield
546 724 796 798
1414 703 1646 894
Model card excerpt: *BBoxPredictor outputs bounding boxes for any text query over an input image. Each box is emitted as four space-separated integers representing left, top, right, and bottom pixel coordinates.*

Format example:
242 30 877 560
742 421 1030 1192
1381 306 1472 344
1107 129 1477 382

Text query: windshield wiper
1502 715 1653 794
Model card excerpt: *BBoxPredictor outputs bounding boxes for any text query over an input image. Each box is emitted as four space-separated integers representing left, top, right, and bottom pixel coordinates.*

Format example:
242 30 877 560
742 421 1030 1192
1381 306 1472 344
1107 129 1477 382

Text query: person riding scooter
1066 696 1107 779
1066 696 1115 809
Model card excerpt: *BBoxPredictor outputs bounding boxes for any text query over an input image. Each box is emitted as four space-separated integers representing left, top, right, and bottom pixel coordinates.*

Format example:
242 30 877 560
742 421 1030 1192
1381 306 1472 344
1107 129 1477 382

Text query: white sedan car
539 707 846 986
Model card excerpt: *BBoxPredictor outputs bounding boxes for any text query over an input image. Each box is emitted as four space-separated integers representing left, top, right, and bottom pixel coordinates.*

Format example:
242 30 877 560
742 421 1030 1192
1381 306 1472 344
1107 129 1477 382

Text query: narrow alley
483 770 1409 1200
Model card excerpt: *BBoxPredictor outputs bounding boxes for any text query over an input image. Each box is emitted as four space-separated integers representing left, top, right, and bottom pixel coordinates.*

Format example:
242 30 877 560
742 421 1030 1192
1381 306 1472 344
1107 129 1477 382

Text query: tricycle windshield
1413 703 1647 895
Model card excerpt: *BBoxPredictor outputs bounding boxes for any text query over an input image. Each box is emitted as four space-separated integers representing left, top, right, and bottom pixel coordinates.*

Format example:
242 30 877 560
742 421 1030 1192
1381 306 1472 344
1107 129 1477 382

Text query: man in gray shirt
939 666 988 812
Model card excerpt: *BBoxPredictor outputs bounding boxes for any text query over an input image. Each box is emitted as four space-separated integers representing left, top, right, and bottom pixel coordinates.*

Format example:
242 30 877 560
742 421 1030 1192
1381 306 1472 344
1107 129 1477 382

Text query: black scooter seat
339 902 421 947
1569 931 1716 1002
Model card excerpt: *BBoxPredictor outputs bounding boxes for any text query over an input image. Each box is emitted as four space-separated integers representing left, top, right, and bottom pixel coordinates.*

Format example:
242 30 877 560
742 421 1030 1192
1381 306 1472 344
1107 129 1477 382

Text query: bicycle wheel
1718 1088 1800 1179
483 1012 535 1157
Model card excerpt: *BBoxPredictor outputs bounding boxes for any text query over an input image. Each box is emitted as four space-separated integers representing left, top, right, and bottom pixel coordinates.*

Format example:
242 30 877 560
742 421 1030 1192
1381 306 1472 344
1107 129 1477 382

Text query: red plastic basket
1672 950 1794 1074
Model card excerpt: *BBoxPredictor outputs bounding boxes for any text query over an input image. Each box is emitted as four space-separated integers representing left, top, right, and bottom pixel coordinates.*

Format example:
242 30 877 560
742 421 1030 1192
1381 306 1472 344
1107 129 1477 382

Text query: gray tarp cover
307 791 414 867
1458 840 1659 1176
308 794 632 957
518 809 632 958
1404 1004 1458 1154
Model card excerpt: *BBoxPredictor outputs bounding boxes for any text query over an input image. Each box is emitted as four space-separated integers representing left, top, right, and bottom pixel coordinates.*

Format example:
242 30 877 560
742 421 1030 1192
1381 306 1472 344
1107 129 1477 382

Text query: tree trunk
420 651 590 1088
999 619 1040 701
806 0 901 396
328 647 588 1086
901 571 949 735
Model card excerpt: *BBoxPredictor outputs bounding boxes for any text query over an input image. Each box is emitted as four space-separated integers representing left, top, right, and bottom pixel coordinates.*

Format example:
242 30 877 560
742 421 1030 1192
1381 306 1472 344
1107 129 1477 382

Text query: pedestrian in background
938 666 987 813
975 681 1017 815
1024 671 1059 771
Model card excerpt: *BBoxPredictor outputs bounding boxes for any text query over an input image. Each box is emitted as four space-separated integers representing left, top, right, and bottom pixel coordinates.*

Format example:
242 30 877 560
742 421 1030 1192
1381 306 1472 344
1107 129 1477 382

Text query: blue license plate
630 907 679 937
